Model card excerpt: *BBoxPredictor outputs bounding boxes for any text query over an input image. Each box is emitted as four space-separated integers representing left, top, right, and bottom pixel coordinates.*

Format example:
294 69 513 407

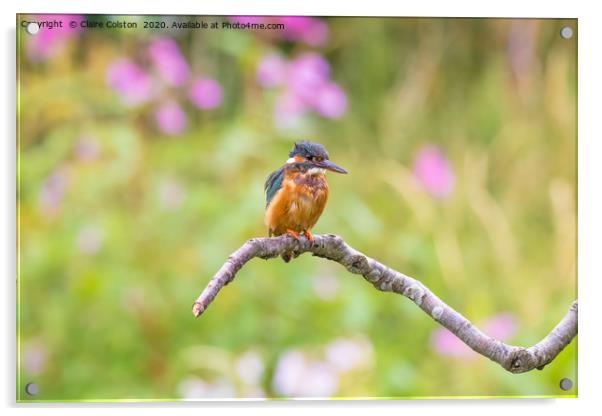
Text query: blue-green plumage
264 167 284 207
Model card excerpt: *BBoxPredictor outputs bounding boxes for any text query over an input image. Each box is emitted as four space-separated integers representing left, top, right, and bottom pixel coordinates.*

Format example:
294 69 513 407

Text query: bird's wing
264 167 285 207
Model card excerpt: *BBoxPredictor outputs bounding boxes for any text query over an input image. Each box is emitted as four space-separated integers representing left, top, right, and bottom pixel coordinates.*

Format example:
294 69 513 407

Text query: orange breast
265 172 329 236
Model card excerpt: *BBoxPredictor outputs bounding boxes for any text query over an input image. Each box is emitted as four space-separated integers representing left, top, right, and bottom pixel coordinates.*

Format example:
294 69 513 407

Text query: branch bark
192 234 577 374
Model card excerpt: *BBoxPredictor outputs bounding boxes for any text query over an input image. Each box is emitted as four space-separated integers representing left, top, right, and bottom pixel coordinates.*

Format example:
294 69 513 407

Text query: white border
3 1 601 415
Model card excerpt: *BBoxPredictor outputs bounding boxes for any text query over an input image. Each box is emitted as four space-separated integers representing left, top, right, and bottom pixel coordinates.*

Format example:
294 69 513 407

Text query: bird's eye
315 156 323 162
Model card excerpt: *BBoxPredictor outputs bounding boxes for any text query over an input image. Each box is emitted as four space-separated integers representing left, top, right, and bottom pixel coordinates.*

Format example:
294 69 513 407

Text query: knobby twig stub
192 234 577 374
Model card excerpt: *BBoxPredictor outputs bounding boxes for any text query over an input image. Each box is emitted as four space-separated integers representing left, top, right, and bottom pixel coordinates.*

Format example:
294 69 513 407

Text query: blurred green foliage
17 15 576 400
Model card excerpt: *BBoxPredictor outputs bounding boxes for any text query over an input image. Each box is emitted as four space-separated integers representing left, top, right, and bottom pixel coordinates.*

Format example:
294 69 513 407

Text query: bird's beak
318 159 348 174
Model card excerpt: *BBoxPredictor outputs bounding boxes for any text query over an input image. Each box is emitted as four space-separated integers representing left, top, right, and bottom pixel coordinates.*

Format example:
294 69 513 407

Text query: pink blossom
325 336 373 372
256 54 287 88
483 312 517 340
279 16 314 40
106 59 153 106
300 361 338 397
235 351 265 386
272 350 306 396
189 78 223 109
272 350 338 397
273 91 307 130
22 341 47 375
431 313 517 359
38 168 69 217
299 19 329 46
507 21 536 88
314 82 347 119
279 17 329 46
412 145 455 199
155 101 187 136
148 37 190 87
258 51 348 125
176 377 235 399
287 53 330 104
26 15 83 62
430 328 474 358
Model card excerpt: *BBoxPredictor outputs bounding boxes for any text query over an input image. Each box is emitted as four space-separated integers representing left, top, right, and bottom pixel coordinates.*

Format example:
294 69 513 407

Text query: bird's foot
302 230 314 242
286 229 300 240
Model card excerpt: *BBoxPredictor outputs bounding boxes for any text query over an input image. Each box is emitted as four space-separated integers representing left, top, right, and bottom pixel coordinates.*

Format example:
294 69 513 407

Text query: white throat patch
307 167 326 175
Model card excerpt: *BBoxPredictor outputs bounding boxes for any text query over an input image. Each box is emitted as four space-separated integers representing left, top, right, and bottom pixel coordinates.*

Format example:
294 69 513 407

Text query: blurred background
17 15 576 400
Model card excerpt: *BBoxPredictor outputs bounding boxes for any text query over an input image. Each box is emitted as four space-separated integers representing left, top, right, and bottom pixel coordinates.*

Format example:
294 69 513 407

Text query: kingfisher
264 141 348 262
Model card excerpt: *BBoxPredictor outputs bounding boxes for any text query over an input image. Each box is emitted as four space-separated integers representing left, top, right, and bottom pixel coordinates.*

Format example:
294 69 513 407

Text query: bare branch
192 234 577 374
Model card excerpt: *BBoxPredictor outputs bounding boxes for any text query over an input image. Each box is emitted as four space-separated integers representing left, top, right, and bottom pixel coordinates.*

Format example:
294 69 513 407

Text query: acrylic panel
16 14 577 401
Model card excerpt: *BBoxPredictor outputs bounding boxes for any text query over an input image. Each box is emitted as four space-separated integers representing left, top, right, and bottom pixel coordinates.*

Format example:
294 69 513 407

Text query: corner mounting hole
26 22 40 35
25 382 39 396
560 26 573 39
559 378 573 391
